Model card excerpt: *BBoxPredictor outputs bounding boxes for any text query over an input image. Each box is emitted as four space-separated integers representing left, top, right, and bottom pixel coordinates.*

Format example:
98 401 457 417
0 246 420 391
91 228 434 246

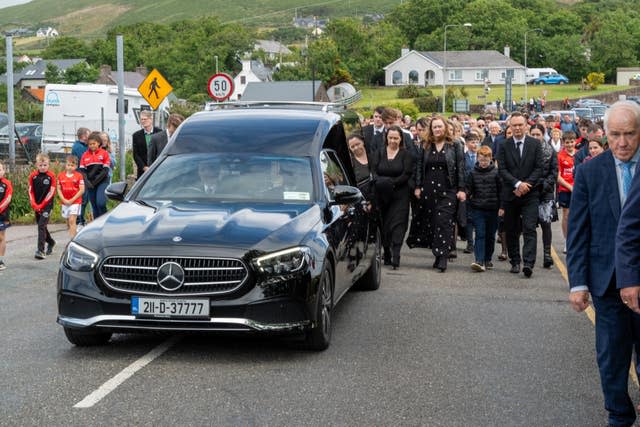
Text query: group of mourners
348 106 605 276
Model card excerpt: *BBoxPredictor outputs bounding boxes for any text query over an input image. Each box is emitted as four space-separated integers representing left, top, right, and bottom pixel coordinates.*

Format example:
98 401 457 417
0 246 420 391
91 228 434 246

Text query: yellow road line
551 246 639 387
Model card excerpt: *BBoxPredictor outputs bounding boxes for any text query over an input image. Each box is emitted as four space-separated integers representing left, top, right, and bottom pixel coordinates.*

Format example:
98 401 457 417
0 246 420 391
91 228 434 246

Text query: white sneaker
471 262 485 272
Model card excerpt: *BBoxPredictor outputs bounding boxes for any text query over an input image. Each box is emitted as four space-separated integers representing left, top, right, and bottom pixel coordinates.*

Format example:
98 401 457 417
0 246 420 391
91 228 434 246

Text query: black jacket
497 135 543 201
415 139 465 192
466 163 502 211
538 141 558 201
132 126 162 178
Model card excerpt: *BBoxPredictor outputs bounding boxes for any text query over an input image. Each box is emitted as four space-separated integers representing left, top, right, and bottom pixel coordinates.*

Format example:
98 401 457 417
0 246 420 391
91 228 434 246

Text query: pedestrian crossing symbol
138 68 173 110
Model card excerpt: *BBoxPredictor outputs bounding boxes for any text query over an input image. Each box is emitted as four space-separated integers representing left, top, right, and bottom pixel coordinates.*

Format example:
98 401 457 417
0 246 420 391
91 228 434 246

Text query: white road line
74 335 181 409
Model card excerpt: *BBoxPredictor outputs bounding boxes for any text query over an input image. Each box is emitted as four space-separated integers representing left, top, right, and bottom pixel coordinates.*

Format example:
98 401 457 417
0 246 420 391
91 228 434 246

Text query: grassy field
354 84 629 113
0 0 399 38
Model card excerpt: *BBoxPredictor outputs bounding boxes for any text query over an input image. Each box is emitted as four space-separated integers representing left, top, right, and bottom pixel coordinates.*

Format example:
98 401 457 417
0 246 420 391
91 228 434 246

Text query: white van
525 68 558 84
41 84 168 154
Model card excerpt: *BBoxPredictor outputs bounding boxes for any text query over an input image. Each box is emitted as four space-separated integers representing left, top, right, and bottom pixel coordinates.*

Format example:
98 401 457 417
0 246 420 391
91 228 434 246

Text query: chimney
504 45 510 58
135 66 148 76
99 64 111 78
401 47 409 56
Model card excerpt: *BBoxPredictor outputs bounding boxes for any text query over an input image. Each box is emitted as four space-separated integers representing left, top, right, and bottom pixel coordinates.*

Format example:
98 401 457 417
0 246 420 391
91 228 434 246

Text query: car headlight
63 242 99 272
253 247 310 275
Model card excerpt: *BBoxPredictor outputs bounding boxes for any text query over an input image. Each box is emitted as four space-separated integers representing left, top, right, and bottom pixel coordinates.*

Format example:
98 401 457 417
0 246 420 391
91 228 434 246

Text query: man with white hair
568 100 640 426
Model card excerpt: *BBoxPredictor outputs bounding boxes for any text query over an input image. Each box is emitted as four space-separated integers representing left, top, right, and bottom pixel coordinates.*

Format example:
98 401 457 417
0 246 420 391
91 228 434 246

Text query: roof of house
96 67 148 88
241 81 325 102
255 40 292 56
25 87 45 102
0 58 85 85
385 50 524 70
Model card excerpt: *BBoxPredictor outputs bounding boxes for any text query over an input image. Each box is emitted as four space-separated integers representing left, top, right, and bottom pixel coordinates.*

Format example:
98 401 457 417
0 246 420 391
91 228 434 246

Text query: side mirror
105 182 128 201
330 185 363 205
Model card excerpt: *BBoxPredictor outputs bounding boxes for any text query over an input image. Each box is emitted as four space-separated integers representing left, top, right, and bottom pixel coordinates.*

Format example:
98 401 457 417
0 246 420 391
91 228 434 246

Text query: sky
0 0 32 9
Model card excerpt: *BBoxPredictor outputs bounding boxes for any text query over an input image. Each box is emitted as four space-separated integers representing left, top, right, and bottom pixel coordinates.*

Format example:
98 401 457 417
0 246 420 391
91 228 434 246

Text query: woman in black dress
371 125 414 269
413 116 466 272
406 117 429 247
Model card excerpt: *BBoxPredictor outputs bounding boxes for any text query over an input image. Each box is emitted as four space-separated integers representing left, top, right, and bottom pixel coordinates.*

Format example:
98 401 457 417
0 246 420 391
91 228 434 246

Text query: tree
44 63 63 84
63 62 100 84
588 11 640 81
41 36 90 59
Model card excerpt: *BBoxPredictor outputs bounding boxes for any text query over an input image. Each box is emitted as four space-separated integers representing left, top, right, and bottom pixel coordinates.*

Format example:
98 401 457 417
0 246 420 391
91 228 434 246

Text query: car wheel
538 81 545 85
354 228 381 291
304 265 333 351
64 327 112 346
559 81 566 85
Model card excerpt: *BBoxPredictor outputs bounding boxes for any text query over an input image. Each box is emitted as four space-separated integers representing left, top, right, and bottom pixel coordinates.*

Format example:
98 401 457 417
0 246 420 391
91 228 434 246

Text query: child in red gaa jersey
0 160 13 270
80 131 112 219
29 153 57 259
57 155 85 238
557 131 577 254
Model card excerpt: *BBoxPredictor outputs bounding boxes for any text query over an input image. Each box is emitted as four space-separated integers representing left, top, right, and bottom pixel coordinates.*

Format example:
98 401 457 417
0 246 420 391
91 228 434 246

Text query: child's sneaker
46 240 56 255
0 260 6 270
471 262 485 272
485 262 494 270
34 250 46 260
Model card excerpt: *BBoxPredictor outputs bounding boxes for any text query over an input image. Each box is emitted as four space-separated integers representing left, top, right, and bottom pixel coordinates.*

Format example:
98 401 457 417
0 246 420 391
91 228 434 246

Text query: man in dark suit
147 113 184 166
482 121 505 160
132 110 161 179
497 112 543 277
362 106 385 157
569 100 640 427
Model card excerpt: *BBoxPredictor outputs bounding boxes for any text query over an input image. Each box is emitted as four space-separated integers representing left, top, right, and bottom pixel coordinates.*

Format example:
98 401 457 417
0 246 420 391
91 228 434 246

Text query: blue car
533 74 569 85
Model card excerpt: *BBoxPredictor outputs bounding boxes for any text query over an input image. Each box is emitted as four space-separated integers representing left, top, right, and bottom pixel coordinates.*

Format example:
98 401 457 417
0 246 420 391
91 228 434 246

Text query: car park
56 103 381 351
590 104 609 121
574 99 604 108
571 107 594 121
532 73 569 85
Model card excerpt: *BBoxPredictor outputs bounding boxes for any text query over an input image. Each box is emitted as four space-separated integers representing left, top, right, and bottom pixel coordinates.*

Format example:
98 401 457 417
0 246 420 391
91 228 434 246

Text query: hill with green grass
0 0 398 38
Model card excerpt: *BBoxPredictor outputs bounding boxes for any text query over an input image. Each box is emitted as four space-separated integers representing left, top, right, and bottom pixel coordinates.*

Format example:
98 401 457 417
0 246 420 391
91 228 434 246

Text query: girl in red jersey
80 132 111 219
28 153 56 259
0 161 12 270
557 131 577 253
57 155 85 238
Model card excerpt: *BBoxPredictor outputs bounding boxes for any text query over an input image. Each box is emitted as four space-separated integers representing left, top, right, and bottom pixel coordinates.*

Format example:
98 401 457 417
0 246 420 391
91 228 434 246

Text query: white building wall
232 61 264 100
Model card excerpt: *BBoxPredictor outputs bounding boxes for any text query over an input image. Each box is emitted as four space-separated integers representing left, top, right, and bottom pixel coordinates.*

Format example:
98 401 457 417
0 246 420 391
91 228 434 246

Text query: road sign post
207 73 234 101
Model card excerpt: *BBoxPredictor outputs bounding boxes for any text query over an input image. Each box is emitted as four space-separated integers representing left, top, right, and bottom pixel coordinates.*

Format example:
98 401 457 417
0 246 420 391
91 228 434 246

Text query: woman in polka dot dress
412 117 466 272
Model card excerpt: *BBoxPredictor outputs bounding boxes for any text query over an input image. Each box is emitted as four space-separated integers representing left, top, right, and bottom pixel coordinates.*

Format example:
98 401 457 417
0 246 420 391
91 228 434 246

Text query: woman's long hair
423 116 453 150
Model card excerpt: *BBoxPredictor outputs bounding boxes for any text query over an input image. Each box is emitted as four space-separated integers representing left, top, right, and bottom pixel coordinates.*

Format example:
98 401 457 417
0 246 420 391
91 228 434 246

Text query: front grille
99 256 249 296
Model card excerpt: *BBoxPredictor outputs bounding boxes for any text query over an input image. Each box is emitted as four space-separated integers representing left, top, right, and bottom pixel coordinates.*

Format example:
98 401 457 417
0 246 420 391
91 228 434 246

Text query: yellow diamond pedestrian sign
138 68 173 110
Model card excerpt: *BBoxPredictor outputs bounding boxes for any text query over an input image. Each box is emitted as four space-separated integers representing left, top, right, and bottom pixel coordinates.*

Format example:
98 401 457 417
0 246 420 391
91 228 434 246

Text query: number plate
131 296 209 318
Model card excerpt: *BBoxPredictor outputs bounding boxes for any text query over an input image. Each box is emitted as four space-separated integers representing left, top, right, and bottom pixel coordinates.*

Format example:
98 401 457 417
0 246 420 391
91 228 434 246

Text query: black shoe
436 256 447 272
46 240 56 256
510 264 520 274
485 262 494 270
523 266 533 278
543 252 553 268
463 244 473 254
448 250 457 260
383 250 392 266
392 264 398 270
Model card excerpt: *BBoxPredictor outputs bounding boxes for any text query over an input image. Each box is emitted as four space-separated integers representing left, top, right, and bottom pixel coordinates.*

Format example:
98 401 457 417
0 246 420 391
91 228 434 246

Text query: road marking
551 247 639 387
74 335 181 408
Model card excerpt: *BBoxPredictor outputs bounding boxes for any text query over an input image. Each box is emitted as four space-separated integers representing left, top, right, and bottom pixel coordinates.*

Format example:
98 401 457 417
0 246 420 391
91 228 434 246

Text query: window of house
409 70 419 84
240 76 246 85
475 70 489 81
392 70 403 85
448 70 462 81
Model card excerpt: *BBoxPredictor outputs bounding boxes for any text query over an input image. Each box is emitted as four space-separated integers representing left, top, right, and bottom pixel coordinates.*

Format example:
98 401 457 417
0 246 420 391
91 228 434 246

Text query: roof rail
203 101 349 112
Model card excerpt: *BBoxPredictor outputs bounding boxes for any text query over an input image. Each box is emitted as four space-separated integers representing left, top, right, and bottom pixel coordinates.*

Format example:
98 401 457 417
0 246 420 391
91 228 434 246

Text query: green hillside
0 0 398 38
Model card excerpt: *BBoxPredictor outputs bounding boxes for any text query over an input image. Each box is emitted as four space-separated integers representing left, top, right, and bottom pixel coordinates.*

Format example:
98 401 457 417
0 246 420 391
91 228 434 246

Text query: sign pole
116 36 126 182
6 37 15 166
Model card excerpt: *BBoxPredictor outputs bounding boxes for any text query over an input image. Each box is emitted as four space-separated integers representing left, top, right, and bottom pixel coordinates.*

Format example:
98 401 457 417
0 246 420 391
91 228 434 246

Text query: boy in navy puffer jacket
466 146 503 272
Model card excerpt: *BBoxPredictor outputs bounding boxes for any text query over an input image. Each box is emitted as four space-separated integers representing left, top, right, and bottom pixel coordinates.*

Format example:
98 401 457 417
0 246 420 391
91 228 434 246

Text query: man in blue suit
617 162 640 306
568 100 640 427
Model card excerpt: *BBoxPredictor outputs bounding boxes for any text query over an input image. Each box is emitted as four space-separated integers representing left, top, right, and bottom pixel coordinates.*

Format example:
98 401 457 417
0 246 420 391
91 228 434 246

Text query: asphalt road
0 222 627 426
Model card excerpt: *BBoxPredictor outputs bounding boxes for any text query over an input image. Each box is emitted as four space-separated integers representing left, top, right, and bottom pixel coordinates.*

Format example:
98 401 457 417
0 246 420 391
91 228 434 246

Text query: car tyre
354 228 381 291
559 81 566 85
64 327 112 346
304 264 333 351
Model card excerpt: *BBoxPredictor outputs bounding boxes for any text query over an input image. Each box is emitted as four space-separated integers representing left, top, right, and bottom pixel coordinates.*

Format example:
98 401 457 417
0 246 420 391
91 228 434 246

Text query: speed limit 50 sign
207 73 234 101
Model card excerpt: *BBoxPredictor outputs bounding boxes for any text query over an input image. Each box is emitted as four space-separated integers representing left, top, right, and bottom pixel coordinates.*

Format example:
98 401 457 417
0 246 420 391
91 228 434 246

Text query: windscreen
136 153 314 203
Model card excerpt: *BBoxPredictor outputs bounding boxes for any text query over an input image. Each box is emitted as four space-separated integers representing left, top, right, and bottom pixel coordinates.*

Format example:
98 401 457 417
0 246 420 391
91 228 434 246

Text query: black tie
516 141 522 159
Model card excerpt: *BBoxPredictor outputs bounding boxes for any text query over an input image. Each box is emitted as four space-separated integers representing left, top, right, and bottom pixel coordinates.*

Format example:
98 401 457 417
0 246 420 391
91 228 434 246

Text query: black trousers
36 208 55 252
503 194 538 267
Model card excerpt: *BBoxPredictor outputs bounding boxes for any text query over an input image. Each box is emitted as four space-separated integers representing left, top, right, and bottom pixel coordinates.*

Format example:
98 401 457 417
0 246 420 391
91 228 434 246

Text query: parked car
0 122 42 155
590 104 609 121
0 112 7 129
574 99 605 108
532 74 569 85
56 103 381 351
549 110 578 124
571 107 594 121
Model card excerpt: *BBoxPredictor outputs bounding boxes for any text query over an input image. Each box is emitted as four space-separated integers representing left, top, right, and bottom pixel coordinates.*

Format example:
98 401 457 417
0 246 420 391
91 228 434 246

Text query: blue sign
45 91 60 106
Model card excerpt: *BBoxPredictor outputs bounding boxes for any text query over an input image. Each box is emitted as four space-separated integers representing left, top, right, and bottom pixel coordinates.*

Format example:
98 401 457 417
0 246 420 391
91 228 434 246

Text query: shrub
413 96 438 112
586 72 605 90
386 101 419 118
397 85 421 99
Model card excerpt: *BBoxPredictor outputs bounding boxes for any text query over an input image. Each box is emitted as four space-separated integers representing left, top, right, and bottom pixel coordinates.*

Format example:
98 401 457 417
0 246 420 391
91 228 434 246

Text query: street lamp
442 22 472 114
524 28 542 105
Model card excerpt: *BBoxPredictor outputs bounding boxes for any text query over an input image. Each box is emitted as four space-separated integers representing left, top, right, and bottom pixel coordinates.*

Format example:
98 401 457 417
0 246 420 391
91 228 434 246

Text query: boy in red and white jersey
57 155 85 238
557 131 576 253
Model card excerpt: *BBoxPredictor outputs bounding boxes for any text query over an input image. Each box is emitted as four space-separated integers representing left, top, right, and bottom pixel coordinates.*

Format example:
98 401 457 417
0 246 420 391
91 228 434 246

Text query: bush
397 85 421 99
413 96 438 113
586 72 605 90
386 101 419 118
